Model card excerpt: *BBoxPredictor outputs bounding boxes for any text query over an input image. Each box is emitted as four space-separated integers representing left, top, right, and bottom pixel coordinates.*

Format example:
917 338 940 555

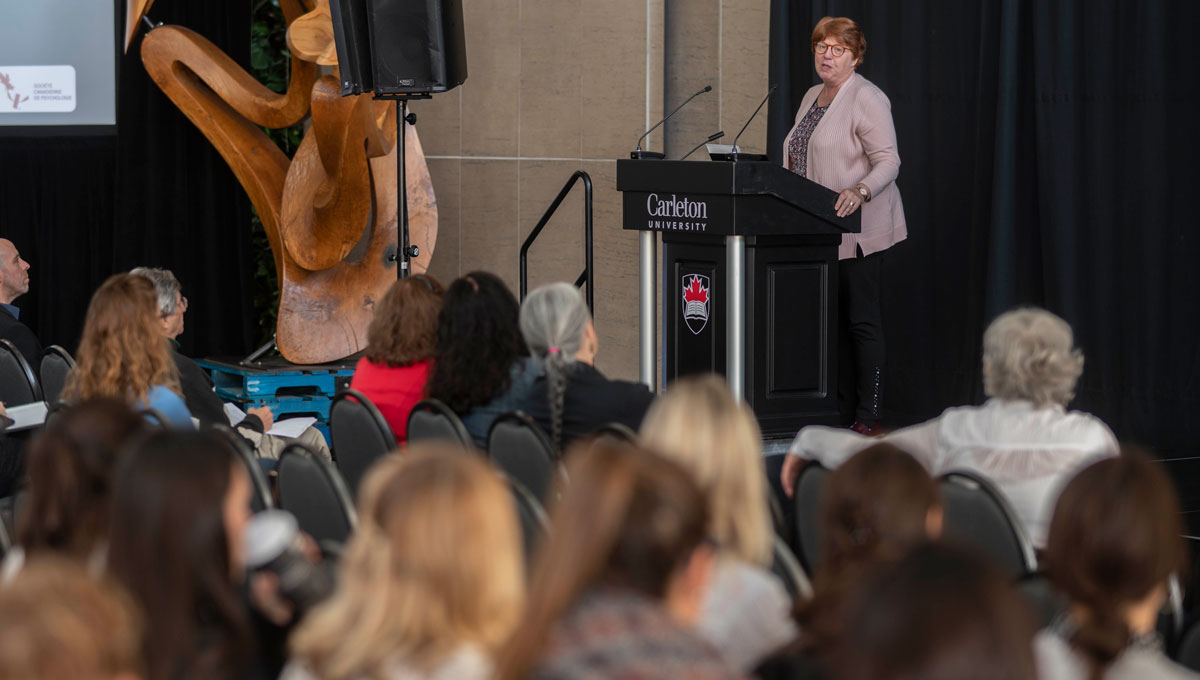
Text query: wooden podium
617 159 859 436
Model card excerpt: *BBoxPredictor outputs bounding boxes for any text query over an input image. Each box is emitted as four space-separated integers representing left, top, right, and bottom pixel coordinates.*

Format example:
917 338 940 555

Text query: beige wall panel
460 159 520 293
423 158 462 283
461 0 521 157
409 89 462 158
518 160 586 293
663 0 719 158
580 0 652 160
720 0 771 154
519 0 582 159
582 160 639 382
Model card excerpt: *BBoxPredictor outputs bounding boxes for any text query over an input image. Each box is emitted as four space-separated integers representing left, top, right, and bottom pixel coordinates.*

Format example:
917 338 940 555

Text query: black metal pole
396 99 409 278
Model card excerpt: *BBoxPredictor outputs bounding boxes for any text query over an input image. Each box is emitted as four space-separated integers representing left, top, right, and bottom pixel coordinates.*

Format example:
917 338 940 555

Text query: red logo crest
682 274 710 335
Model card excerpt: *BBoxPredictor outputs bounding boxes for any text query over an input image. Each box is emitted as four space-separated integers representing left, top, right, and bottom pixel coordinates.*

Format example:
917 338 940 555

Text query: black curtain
0 0 254 360
768 0 1200 456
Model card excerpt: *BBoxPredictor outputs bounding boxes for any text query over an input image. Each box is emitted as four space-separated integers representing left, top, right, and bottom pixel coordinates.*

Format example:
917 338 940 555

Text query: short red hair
812 16 867 66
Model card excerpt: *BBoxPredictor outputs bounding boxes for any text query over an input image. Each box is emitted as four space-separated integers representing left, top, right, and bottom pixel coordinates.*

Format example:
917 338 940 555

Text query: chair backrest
488 411 558 503
589 422 638 446
38 345 75 404
1175 602 1200 671
792 461 830 574
1016 573 1068 630
407 398 473 447
939 470 1038 579
209 424 274 513
277 442 357 549
330 390 397 499
506 475 549 568
0 338 41 405
771 535 814 602
0 509 10 560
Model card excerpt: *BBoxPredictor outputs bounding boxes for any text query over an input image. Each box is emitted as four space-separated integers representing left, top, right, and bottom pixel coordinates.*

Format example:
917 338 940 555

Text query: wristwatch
856 185 870 202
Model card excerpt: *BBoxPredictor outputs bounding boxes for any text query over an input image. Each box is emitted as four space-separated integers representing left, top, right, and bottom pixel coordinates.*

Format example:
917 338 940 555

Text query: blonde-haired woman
62 273 192 427
283 447 525 680
640 374 796 671
783 307 1118 548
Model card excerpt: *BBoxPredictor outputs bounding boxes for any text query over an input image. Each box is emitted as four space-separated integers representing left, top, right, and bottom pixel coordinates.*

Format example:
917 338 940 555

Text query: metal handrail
519 171 594 314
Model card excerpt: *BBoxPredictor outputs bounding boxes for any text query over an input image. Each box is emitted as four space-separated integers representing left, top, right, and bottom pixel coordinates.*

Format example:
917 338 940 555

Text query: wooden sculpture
129 0 438 364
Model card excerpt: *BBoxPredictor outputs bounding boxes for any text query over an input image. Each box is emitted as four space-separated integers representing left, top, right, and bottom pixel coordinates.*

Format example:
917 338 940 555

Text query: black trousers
839 248 886 424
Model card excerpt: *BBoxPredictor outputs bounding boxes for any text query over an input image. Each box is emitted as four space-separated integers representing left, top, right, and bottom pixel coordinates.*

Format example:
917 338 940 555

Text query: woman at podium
782 16 906 434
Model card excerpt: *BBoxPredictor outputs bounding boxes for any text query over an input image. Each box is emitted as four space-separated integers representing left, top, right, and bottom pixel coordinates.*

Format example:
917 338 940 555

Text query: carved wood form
134 0 437 364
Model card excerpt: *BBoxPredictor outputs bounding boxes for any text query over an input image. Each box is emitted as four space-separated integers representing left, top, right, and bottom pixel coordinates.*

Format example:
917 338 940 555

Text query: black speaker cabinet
329 0 376 95
365 0 468 95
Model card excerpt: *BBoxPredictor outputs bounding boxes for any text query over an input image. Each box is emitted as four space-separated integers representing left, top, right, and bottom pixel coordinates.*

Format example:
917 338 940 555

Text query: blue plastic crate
195 358 355 401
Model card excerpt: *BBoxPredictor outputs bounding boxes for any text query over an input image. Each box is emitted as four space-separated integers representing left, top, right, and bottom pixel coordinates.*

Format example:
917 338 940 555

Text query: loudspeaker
365 0 468 96
329 0 375 95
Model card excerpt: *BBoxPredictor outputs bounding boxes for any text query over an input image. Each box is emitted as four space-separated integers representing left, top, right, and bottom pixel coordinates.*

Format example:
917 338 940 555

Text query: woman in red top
349 274 444 443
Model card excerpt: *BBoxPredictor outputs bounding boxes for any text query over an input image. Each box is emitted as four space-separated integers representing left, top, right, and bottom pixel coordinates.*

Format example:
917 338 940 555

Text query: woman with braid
517 282 653 452
1035 451 1197 679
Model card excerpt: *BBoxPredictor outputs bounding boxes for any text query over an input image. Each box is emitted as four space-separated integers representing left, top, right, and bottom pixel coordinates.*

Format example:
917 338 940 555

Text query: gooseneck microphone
731 84 777 154
632 85 713 159
680 131 725 161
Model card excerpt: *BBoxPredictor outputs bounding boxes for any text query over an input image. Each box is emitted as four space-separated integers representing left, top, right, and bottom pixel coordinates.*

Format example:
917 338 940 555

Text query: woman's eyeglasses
813 42 848 57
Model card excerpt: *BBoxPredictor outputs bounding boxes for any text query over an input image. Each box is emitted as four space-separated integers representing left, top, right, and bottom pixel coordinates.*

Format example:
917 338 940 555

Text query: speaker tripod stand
374 94 430 280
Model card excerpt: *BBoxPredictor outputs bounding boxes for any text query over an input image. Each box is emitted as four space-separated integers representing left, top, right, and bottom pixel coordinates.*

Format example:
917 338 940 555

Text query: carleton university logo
682 274 711 335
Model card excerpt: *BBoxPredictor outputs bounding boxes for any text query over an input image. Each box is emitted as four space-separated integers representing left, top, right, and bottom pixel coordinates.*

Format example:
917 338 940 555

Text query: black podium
617 159 859 436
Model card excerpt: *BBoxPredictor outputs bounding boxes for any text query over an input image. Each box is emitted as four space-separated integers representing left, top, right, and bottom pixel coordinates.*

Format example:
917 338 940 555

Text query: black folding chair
589 422 638 445
792 461 830 574
407 398 473 447
506 475 549 568
939 470 1038 579
0 338 42 406
771 535 814 602
330 389 397 499
209 424 274 513
38 345 76 404
488 411 559 502
277 442 357 550
0 509 10 560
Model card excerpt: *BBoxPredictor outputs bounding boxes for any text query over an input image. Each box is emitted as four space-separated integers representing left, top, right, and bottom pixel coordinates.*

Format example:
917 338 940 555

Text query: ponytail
518 283 591 451
1069 601 1130 680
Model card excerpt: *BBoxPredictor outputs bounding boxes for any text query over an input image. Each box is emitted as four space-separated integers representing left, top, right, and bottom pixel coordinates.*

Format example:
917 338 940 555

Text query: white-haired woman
781 307 1118 548
516 282 653 452
641 374 797 672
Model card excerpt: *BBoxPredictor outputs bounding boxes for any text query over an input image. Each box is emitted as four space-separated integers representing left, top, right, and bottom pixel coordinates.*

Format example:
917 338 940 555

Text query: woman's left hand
835 188 863 217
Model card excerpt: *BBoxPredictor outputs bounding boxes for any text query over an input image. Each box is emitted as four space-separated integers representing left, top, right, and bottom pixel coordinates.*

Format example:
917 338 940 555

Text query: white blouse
787 399 1119 547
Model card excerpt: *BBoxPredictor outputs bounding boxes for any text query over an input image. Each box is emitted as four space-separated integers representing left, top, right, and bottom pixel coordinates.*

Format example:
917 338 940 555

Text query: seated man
780 307 1117 548
0 238 41 368
131 267 331 460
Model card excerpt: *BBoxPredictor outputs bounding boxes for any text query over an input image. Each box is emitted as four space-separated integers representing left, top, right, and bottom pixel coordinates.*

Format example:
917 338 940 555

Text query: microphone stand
632 84 712 159
680 131 724 161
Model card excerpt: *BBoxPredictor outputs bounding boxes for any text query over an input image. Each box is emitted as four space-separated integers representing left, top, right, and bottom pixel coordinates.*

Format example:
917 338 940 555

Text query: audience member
757 444 941 679
426 271 537 446
284 446 524 680
61 274 193 428
812 445 941 645
131 267 330 458
639 373 793 671
1036 451 1196 679
0 238 40 368
517 282 652 451
106 430 276 680
782 307 1117 546
496 443 742 680
3 399 146 581
0 556 144 680
348 274 444 443
831 542 1038 680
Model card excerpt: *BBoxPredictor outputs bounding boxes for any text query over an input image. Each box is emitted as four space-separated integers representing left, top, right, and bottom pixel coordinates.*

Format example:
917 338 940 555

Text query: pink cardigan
782 72 907 260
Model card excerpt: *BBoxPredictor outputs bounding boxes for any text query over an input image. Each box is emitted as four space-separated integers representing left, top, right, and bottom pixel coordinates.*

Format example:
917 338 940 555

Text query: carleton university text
644 193 709 232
